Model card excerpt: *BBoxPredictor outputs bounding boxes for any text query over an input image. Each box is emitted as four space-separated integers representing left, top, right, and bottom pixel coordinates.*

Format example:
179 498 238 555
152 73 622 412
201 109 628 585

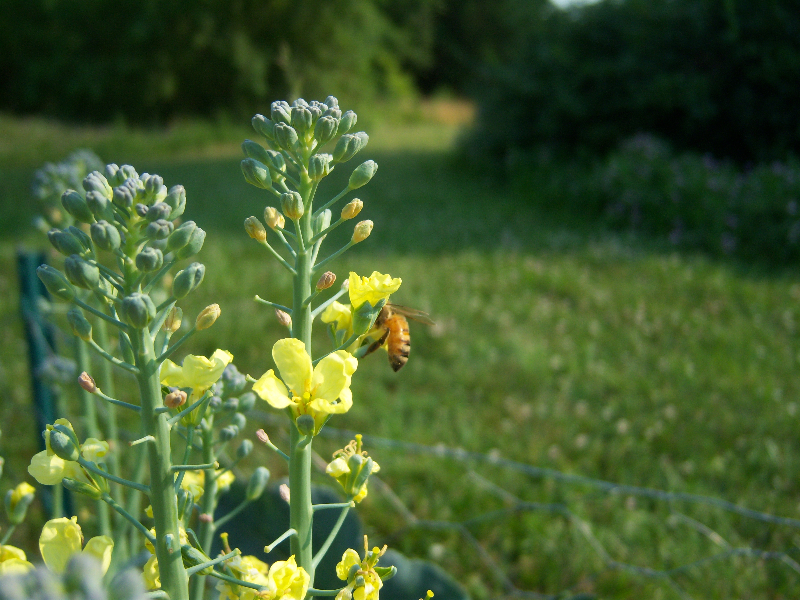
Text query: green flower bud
252 114 275 140
339 110 357 134
119 164 139 181
103 163 123 186
266 150 287 182
144 174 164 197
175 226 206 259
90 220 121 252
323 106 342 120
246 466 270 501
314 116 338 145
164 185 187 220
121 293 156 329
219 425 239 441
145 219 174 241
237 439 253 459
61 190 95 223
238 391 257 412
37 264 76 301
241 158 272 189
281 191 304 220
82 172 112 199
167 220 198 252
271 100 292 124
324 95 339 109
374 565 397 581
86 190 114 222
135 247 164 272
308 154 333 181
67 225 93 251
291 106 313 135
61 477 102 500
47 228 85 257
333 132 368 163
242 139 272 165
231 412 246 430
348 160 378 190
49 426 80 462
112 185 135 209
134 203 148 218
67 307 92 341
313 209 332 238
64 255 100 289
173 262 205 299
274 123 299 150
146 202 172 222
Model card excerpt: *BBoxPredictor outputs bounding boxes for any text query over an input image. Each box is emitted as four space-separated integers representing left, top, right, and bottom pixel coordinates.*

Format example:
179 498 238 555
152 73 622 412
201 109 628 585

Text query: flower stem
189 416 217 600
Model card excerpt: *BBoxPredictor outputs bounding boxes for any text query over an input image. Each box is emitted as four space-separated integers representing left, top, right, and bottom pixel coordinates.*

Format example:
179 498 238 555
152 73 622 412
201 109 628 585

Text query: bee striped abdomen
386 314 410 371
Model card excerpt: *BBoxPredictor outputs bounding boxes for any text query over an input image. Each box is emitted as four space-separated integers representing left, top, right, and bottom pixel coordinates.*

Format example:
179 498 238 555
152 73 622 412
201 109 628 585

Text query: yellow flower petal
216 470 236 493
252 369 292 409
309 351 357 414
336 548 361 580
269 555 309 600
272 339 312 396
39 516 82 574
9 482 35 512
160 349 233 394
80 438 109 463
0 545 27 563
159 359 187 388
180 470 204 500
0 557 34 575
326 457 350 478
28 450 68 485
320 301 353 331
82 536 114 575
348 271 401 309
143 554 160 590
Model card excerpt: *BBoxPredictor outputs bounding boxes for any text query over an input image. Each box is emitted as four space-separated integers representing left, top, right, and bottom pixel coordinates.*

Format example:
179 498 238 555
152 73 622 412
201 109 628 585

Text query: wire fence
291 421 800 599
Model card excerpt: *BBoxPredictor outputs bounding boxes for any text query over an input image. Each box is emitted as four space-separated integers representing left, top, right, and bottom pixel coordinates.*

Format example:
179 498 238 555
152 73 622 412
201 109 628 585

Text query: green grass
1 108 800 598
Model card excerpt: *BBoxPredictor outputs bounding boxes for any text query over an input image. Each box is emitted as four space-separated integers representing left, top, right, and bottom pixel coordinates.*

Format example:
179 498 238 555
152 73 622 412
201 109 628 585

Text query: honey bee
362 304 434 371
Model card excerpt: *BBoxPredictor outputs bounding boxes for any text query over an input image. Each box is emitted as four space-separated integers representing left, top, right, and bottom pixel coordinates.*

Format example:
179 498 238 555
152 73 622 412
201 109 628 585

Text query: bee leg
363 328 389 357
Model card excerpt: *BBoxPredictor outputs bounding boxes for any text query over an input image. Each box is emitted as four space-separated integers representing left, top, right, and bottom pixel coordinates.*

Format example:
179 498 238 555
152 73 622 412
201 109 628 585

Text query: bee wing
387 304 435 325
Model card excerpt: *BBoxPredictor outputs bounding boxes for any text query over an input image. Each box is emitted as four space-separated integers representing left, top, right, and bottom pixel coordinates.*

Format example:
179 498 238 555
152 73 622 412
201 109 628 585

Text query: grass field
1 103 799 598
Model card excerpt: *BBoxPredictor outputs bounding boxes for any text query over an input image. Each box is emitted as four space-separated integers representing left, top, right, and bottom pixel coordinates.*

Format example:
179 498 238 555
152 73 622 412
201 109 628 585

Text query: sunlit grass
1 105 798 598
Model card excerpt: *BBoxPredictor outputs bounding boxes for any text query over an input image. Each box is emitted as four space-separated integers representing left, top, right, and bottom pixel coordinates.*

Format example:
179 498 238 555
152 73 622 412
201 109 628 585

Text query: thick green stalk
190 418 217 600
133 327 189 600
289 173 316 588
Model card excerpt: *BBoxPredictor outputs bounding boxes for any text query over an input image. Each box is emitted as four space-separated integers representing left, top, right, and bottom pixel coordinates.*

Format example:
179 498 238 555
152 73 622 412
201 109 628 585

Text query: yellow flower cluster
27 418 108 487
217 554 309 600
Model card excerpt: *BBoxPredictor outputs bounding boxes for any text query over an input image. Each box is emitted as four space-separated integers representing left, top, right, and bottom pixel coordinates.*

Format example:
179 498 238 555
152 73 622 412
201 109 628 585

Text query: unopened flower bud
291 106 313 135
339 110 357 134
173 263 205 299
135 247 164 272
222 397 239 412
252 114 275 140
175 226 205 259
145 219 174 241
195 304 221 330
246 466 270 501
167 220 198 252
112 185 135 209
266 151 287 182
256 429 270 444
83 172 113 199
274 123 299 150
5 482 35 524
67 307 93 341
220 425 239 441
61 478 102 500
313 210 331 239
351 220 374 243
271 100 292 125
231 412 247 430
314 116 338 145
164 306 183 333
164 185 186 220
49 427 80 462
47 229 85 257
279 483 291 503
164 389 187 408
38 264 76 301
245 216 267 242
90 220 121 252
275 309 292 328
316 271 336 291
146 202 171 222
341 199 363 220
348 160 378 190
78 372 97 393
241 158 272 190
86 190 114 221
308 153 332 181
281 191 304 220
237 439 254 459
333 132 368 163
239 391 257 412
121 293 157 329
64 255 100 290
264 206 285 230
61 190 95 223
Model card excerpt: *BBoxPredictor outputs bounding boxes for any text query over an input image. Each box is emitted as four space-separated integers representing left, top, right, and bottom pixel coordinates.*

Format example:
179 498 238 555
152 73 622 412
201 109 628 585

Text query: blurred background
2 0 800 598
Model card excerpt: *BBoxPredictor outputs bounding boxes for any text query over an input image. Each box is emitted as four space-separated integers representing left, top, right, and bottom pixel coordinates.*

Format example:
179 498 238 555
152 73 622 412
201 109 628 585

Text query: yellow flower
321 301 353 335
217 554 309 600
335 539 390 600
39 516 114 575
0 545 33 576
8 482 35 512
143 554 160 590
348 272 401 309
80 438 109 463
160 349 233 400
252 339 357 433
27 423 103 487
326 436 380 503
